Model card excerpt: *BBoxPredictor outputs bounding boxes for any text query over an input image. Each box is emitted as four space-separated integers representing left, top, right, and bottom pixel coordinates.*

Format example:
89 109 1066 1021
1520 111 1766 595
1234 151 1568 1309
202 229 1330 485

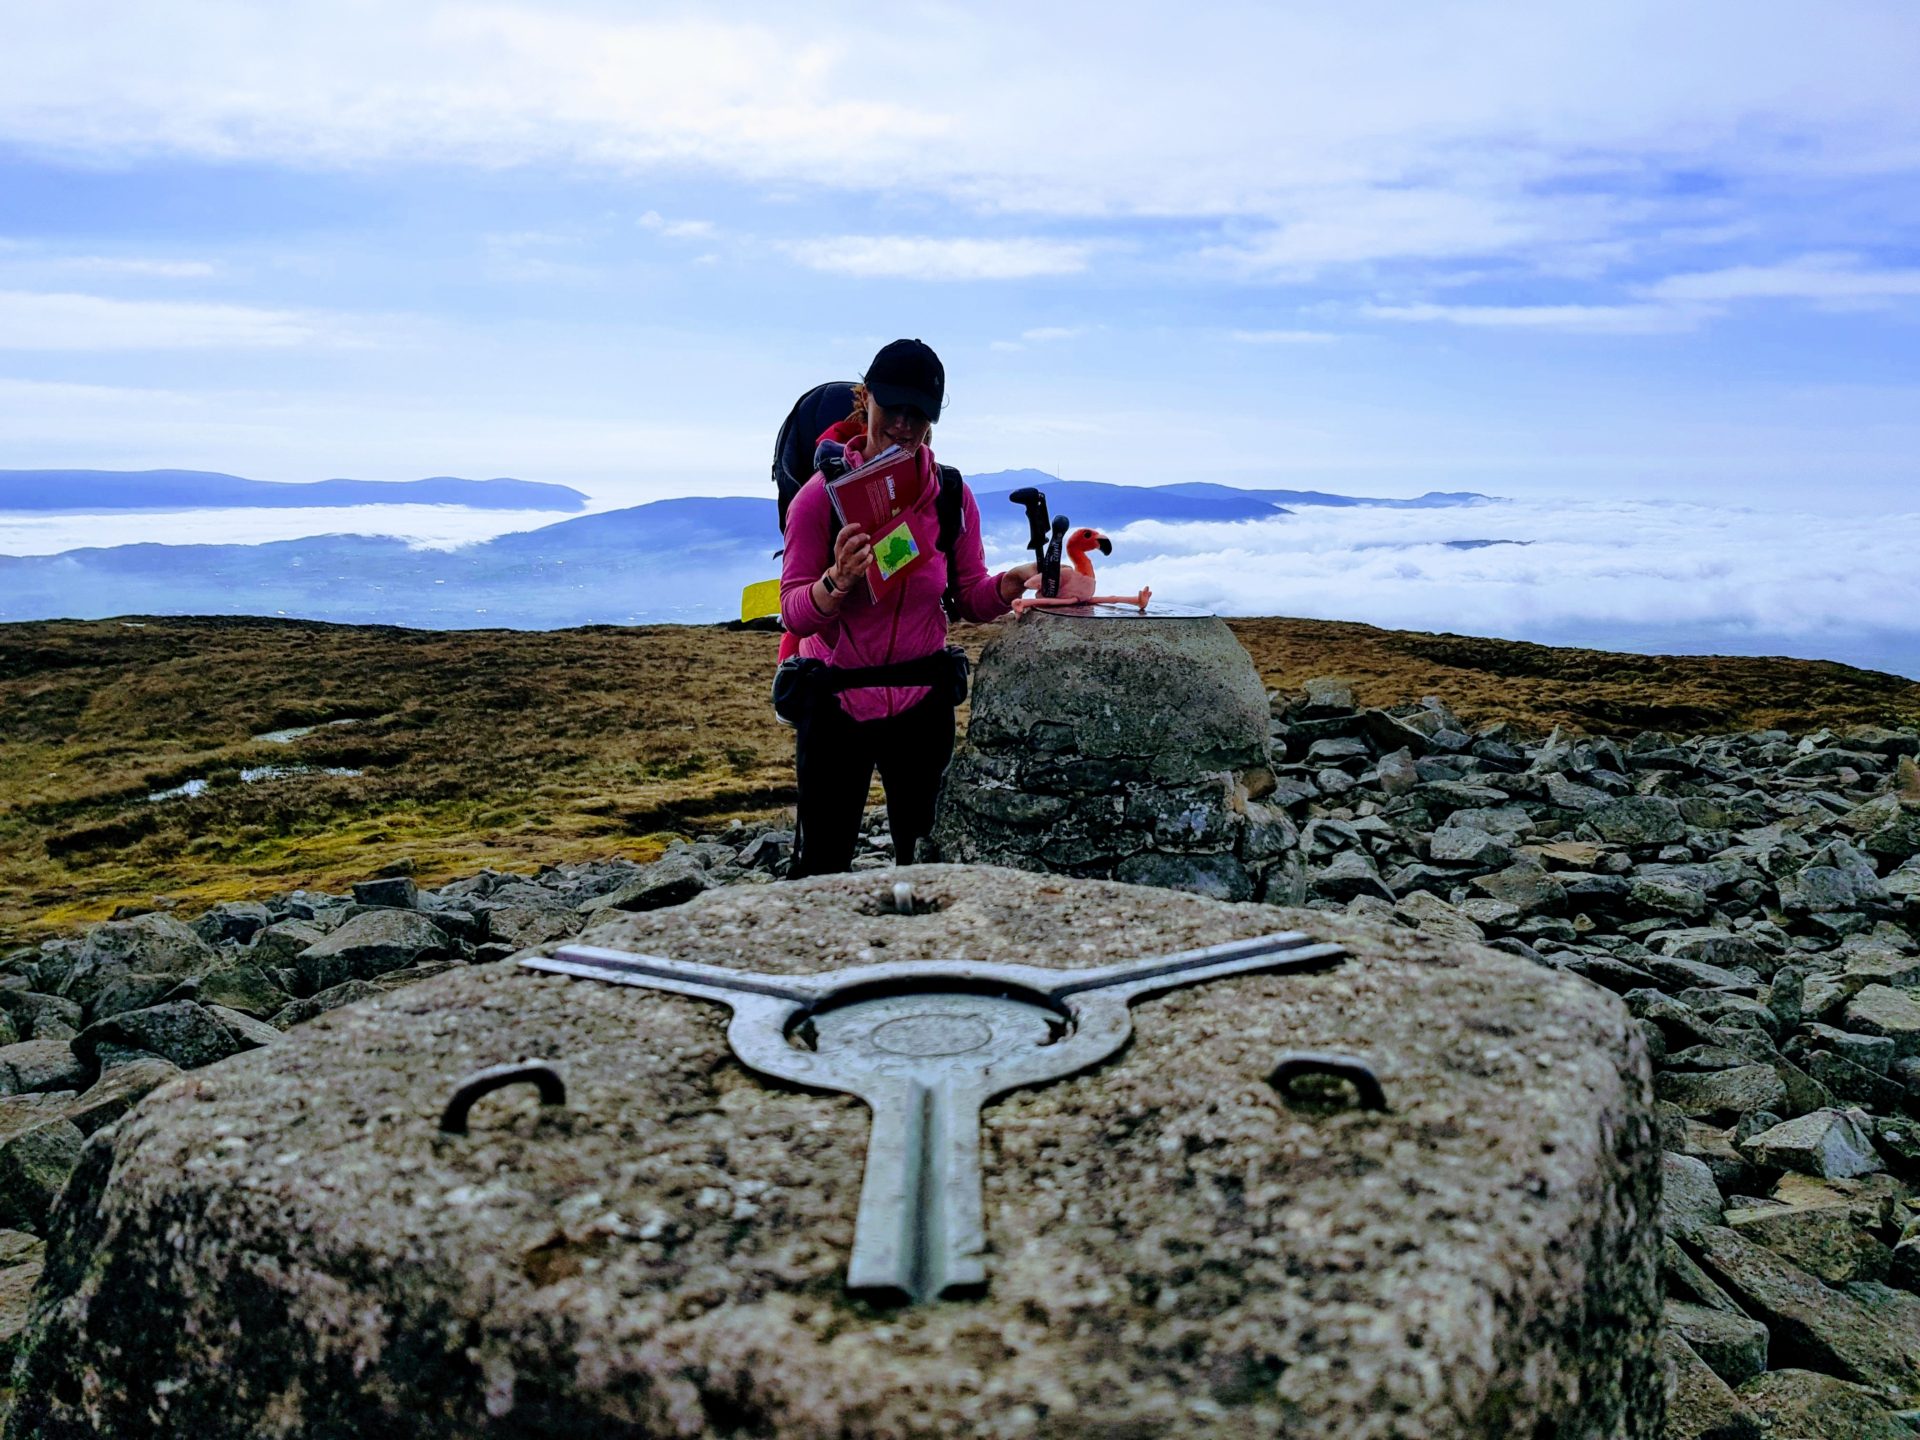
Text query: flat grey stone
73 1000 241 1072
1726 1201 1892 1284
59 913 218 1015
0 1040 89 1097
6 867 1663 1440
1736 1369 1911 1440
60 1056 181 1136
1838 950 1920 991
581 852 712 914
1588 797 1686 847
1739 1108 1881 1183
1843 985 1920 1058
0 1115 84 1234
1800 1023 1896 1073
1690 1224 1920 1397
293 909 460 993
1664 1298 1768 1387
1429 825 1512 866
1471 860 1565 914
1627 874 1709 919
1661 1330 1761 1440
0 1241 45 1367
1662 1151 1726 1234
191 960 292 1019
1391 890 1486 944
207 1004 282 1050
190 900 274 945
1656 1065 1788 1123
1643 954 1753 992
247 919 326 968
1653 929 1770 972
477 903 581 952
350 876 419 910
1115 850 1255 902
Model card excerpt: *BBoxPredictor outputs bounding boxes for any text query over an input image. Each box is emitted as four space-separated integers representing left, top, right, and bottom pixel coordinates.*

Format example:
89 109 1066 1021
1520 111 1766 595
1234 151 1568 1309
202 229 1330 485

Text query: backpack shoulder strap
936 464 964 621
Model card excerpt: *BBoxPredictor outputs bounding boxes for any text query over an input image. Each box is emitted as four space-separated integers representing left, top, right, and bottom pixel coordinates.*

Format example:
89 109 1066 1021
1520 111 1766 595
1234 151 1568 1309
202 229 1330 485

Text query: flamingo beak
1096 536 1112 555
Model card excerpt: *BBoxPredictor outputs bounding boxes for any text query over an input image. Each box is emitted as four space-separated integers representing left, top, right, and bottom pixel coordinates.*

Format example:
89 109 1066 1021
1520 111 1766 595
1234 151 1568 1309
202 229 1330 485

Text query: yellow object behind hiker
740 577 781 622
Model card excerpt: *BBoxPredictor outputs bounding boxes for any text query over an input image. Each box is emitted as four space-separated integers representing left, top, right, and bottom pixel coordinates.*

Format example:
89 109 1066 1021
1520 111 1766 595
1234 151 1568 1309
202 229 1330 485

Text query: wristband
822 571 841 596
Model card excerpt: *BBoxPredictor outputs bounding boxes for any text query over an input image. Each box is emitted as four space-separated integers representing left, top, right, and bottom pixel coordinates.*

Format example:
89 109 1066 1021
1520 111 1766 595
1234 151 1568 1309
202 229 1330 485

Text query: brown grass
1 614 1915 946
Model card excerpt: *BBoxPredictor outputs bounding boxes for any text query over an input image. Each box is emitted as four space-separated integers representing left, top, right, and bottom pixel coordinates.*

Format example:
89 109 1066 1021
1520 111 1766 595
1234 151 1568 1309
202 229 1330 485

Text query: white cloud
982 497 1920 669
1362 301 1700 335
1200 187 1589 276
638 210 717 240
1647 252 1920 305
784 236 1092 281
481 230 598 283
59 257 217 278
3 1 1915 282
0 291 365 349
0 242 219 279
1230 329 1337 344
991 325 1087 352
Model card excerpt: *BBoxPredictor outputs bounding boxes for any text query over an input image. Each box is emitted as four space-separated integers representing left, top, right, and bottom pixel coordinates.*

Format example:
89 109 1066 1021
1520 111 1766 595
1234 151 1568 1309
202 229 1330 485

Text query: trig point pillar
930 612 1290 900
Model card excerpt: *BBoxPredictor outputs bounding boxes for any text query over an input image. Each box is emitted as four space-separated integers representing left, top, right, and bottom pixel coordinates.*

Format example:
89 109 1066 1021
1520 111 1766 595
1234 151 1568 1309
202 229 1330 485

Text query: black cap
863 338 944 422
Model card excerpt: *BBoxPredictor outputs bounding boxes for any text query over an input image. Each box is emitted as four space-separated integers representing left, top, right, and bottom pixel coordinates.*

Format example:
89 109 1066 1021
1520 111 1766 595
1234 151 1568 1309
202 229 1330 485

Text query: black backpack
772 380 966 620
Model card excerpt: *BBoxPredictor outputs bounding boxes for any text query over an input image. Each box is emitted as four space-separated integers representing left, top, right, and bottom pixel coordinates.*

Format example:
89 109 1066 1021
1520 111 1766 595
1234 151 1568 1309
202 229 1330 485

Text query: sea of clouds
5 491 1916 678
984 496 1920 678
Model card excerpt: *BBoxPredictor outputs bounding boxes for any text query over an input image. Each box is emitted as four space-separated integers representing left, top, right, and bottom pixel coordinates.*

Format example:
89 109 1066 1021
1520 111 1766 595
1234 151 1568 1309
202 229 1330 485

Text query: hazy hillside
0 476 1489 628
1156 483 1489 509
2 611 1914 944
0 469 588 512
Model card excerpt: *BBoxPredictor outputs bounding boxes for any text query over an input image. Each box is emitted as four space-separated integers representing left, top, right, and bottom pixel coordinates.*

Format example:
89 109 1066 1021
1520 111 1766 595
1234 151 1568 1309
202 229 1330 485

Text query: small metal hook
1267 1051 1388 1112
439 1061 566 1134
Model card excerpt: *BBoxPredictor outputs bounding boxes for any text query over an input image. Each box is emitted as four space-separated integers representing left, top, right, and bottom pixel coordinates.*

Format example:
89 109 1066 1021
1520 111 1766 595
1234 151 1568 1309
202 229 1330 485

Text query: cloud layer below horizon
998 496 1920 675
7 486 1915 677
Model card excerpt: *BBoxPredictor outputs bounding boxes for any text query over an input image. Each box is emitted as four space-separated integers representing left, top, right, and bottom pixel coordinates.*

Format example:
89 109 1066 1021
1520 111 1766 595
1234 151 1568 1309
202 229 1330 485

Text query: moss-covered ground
2 614 1915 946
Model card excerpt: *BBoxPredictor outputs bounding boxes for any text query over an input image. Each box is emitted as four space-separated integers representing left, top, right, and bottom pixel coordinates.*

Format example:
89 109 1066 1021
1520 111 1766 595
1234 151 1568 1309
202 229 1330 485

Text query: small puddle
146 778 208 802
252 717 363 745
145 765 362 803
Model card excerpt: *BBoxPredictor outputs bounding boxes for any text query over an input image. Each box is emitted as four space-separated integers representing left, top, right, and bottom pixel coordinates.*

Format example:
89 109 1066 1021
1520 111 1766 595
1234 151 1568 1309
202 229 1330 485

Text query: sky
2 0 1918 511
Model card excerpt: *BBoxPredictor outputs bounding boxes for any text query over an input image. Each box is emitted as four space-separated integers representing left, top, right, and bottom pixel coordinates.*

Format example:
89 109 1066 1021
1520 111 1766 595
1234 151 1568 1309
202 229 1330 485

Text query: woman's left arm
951 485 1031 620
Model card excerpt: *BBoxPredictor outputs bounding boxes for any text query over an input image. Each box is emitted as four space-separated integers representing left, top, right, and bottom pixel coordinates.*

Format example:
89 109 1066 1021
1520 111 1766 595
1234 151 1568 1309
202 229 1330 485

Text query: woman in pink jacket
779 339 1037 876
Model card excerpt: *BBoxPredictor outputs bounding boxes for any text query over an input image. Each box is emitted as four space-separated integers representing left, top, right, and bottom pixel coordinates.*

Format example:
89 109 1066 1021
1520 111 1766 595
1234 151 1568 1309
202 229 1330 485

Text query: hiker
779 338 1038 876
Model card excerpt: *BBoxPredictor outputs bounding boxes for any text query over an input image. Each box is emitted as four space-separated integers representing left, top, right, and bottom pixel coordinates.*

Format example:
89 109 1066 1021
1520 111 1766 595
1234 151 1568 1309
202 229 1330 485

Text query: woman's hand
996 562 1040 605
829 523 873 592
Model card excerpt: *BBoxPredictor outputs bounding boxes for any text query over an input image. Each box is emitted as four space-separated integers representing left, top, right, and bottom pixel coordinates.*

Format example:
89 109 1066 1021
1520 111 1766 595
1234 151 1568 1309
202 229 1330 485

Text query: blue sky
2 1 1919 508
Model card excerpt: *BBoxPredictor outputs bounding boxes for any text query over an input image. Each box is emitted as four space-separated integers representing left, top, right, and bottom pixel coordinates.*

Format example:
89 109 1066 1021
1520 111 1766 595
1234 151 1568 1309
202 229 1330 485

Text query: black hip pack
772 647 970 726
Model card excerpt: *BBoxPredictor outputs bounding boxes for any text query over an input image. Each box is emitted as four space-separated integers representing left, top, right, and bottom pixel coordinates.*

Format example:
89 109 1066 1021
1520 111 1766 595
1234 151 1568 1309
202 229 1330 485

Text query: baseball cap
863 338 944 422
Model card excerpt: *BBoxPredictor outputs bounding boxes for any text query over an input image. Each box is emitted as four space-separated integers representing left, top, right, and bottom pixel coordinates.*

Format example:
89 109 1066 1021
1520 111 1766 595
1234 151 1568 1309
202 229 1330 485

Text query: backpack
772 380 966 620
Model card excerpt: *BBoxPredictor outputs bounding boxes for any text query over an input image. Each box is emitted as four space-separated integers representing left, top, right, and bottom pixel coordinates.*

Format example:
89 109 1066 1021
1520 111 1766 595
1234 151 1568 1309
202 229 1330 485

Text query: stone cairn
2 672 1920 1434
928 614 1295 900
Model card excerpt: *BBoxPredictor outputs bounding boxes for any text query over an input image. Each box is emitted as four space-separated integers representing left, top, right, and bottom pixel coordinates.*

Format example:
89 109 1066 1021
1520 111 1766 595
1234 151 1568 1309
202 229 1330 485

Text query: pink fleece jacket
780 440 1011 722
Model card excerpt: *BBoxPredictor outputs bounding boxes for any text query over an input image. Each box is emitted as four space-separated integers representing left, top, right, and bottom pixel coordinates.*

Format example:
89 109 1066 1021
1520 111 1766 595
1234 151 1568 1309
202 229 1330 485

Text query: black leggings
790 691 956 877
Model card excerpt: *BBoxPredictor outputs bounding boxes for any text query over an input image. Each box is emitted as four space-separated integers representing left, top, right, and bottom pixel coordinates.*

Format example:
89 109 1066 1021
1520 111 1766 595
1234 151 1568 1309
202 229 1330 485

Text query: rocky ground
4 682 1920 1435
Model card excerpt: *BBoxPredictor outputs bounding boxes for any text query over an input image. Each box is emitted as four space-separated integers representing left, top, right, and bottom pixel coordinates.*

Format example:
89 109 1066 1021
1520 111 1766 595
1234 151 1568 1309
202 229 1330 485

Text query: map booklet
825 445 925 601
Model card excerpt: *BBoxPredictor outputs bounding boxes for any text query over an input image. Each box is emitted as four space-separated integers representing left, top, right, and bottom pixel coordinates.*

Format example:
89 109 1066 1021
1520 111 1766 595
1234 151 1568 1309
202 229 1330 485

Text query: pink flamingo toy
1012 526 1152 616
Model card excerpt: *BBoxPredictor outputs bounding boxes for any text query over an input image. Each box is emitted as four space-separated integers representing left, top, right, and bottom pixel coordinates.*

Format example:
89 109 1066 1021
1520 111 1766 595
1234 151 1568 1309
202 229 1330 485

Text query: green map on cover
873 520 921 580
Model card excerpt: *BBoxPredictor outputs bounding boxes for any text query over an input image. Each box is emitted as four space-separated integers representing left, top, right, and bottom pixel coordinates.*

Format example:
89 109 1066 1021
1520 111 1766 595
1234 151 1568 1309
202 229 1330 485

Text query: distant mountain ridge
0 470 589 512
0 472 1496 629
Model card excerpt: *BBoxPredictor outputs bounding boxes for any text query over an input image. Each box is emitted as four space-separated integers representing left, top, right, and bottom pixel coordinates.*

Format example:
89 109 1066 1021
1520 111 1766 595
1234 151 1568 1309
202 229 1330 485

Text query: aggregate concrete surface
6 866 1660 1439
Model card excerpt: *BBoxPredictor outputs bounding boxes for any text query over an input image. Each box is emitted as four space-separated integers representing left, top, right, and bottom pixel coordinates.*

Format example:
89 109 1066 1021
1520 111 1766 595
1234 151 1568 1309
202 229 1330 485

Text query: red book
825 446 927 602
